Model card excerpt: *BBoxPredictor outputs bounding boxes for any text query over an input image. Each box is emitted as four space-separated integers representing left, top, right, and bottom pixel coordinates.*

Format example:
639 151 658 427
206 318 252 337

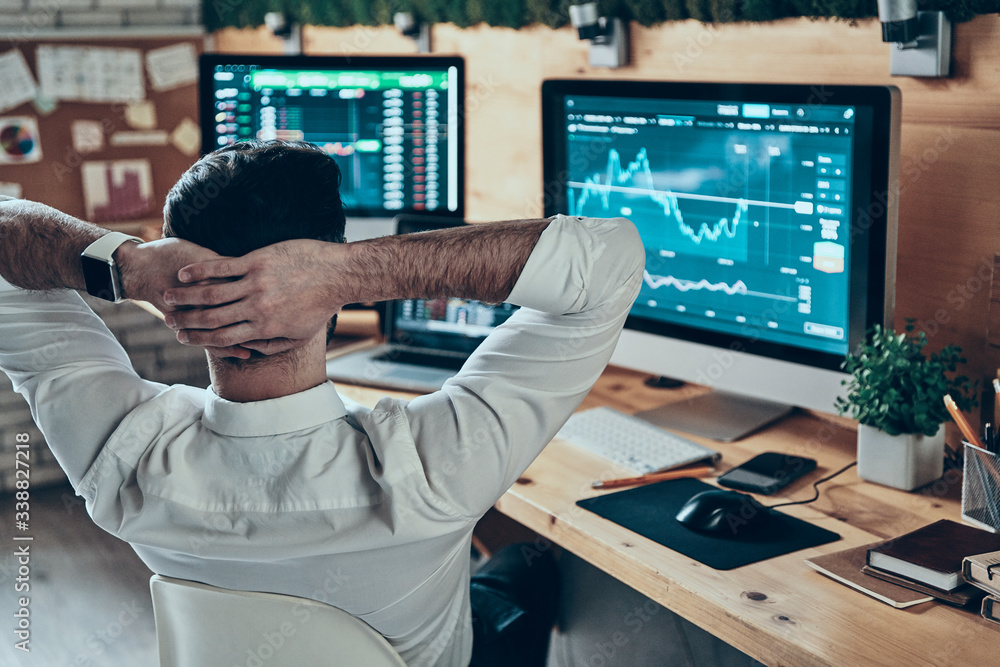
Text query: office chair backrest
149 574 407 667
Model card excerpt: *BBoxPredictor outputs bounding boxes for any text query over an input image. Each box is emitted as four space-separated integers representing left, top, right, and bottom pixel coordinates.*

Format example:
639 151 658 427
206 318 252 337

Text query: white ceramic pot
856 423 945 491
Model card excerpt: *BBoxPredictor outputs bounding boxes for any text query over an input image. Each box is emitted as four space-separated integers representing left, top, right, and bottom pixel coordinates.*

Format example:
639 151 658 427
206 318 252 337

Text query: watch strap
82 231 143 261
81 232 143 302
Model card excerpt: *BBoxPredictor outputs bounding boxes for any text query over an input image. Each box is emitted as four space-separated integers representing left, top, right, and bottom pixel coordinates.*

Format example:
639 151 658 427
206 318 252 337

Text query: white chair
149 574 406 667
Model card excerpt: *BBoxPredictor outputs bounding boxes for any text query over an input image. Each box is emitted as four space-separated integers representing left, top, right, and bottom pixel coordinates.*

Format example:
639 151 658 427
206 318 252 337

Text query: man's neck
206 340 328 403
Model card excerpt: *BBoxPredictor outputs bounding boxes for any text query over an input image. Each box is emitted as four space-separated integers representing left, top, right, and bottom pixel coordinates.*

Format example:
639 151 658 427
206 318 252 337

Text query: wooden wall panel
215 15 1000 385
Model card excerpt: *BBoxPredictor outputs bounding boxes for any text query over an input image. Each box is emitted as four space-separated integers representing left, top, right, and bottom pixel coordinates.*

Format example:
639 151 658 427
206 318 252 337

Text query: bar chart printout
81 159 156 223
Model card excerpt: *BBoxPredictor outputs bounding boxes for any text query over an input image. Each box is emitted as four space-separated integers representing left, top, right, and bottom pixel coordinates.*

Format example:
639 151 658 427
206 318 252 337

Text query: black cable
767 460 857 509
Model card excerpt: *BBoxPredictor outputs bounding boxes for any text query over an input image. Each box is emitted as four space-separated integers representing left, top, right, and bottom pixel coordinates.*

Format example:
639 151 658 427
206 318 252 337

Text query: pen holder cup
962 442 1000 533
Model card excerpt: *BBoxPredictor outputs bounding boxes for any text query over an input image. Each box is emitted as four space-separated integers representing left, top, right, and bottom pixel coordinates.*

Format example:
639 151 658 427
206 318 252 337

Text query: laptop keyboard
372 349 466 371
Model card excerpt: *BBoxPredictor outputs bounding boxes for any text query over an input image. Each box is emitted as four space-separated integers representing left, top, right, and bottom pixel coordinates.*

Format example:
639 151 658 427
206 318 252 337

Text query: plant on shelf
836 320 978 436
836 320 979 491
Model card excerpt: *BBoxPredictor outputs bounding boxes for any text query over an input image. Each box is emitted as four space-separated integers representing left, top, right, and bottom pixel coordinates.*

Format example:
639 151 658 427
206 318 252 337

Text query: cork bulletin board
0 36 204 239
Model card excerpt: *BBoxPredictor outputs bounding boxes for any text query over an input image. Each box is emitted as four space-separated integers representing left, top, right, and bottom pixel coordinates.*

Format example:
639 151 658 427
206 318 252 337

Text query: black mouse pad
576 478 840 570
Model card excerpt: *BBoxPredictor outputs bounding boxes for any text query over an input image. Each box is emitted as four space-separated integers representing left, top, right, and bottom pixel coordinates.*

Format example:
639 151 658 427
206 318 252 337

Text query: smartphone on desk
717 452 817 495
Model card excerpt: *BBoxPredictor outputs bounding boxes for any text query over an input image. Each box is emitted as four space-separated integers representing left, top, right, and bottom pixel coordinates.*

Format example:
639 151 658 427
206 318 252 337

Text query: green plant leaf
837 321 978 434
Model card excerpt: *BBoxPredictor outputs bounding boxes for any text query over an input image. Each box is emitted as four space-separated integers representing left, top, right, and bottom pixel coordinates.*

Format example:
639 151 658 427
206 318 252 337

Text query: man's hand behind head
160 239 342 352
117 237 222 311
117 238 263 360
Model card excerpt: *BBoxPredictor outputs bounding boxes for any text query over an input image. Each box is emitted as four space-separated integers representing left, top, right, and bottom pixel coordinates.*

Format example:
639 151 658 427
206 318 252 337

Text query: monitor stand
635 391 793 442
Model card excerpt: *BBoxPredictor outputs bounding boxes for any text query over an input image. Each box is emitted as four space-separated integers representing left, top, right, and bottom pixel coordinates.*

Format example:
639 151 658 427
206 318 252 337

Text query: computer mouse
675 489 772 539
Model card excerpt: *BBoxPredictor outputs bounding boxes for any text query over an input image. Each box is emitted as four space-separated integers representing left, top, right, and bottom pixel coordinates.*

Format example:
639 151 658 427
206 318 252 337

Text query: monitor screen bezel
541 78 896 376
199 53 466 220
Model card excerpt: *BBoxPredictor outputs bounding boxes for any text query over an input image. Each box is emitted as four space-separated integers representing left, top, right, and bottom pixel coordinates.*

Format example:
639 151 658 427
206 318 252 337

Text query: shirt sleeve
392 215 644 518
0 277 165 488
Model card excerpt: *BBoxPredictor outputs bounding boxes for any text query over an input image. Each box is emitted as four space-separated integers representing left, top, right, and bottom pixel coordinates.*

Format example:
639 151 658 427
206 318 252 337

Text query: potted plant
836 320 978 490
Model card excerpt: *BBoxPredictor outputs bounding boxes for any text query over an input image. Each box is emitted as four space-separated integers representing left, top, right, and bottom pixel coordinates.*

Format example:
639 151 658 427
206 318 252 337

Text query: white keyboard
556 407 720 474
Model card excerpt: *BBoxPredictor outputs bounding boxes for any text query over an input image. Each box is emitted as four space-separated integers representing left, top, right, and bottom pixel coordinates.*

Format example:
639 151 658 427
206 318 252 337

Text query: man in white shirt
0 140 643 666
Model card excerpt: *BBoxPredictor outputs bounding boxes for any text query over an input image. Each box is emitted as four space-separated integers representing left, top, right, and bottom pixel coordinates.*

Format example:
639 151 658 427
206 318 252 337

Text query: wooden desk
337 365 1000 665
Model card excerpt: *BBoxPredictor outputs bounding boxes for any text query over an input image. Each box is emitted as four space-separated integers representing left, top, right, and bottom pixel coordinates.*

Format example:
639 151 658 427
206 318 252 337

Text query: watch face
81 255 117 301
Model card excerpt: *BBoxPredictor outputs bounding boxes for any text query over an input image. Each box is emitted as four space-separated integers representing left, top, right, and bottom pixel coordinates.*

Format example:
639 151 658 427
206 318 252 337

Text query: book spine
982 595 1000 625
962 558 1000 596
962 558 974 581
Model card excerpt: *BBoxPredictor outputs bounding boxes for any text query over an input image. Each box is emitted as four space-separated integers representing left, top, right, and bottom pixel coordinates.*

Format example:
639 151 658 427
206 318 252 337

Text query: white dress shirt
0 214 643 666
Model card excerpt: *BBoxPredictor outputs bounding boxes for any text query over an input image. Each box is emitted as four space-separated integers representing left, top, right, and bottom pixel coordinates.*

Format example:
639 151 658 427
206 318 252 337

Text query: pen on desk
943 394 986 450
993 377 1000 433
591 465 715 490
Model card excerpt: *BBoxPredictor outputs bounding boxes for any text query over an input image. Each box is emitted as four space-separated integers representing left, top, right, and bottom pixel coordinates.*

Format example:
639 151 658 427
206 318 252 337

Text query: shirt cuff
506 215 641 315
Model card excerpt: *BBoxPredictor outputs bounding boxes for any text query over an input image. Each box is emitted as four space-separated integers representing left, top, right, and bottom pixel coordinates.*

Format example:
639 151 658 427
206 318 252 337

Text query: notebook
804 542 935 608
325 216 518 394
865 519 1000 592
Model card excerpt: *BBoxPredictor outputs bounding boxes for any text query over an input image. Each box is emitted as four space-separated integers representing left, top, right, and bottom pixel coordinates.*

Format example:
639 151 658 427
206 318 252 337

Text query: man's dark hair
163 139 346 254
163 140 346 349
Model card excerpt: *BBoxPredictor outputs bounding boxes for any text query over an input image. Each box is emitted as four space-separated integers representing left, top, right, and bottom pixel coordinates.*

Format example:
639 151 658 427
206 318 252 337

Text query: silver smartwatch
80 232 143 302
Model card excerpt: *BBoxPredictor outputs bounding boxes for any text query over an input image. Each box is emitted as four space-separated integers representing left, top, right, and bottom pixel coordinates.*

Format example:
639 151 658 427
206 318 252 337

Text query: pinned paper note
145 43 198 92
110 130 169 147
71 120 104 154
0 117 42 165
170 117 201 157
31 94 58 116
124 100 157 130
0 182 23 198
37 45 144 103
81 159 155 222
0 50 39 114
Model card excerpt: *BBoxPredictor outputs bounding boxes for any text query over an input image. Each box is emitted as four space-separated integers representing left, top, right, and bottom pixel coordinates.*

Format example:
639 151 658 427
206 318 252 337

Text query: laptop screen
389 297 517 354
387 215 518 355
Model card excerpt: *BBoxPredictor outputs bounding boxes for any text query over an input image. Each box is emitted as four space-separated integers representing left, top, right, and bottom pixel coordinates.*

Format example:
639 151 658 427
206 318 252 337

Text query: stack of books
862 519 1000 606
806 519 1000 609
962 549 1000 625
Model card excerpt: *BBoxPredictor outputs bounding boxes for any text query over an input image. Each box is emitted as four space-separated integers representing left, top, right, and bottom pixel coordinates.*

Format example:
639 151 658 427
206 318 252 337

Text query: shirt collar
202 380 349 437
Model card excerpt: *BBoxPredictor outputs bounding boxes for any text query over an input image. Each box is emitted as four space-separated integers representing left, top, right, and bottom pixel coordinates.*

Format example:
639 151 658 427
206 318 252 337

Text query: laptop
325 216 518 394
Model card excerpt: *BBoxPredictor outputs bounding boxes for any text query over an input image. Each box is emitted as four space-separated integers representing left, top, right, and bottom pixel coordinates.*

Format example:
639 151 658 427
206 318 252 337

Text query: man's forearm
159 217 554 349
0 198 105 291
336 218 551 305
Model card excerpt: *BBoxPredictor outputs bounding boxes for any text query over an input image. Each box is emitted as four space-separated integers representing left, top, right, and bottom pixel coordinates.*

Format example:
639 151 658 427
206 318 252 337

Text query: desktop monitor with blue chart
543 80 900 440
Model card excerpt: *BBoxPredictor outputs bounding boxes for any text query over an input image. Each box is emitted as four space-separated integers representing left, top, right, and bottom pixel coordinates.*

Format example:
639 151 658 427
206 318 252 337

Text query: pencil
943 394 985 449
993 377 1000 428
591 465 715 489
